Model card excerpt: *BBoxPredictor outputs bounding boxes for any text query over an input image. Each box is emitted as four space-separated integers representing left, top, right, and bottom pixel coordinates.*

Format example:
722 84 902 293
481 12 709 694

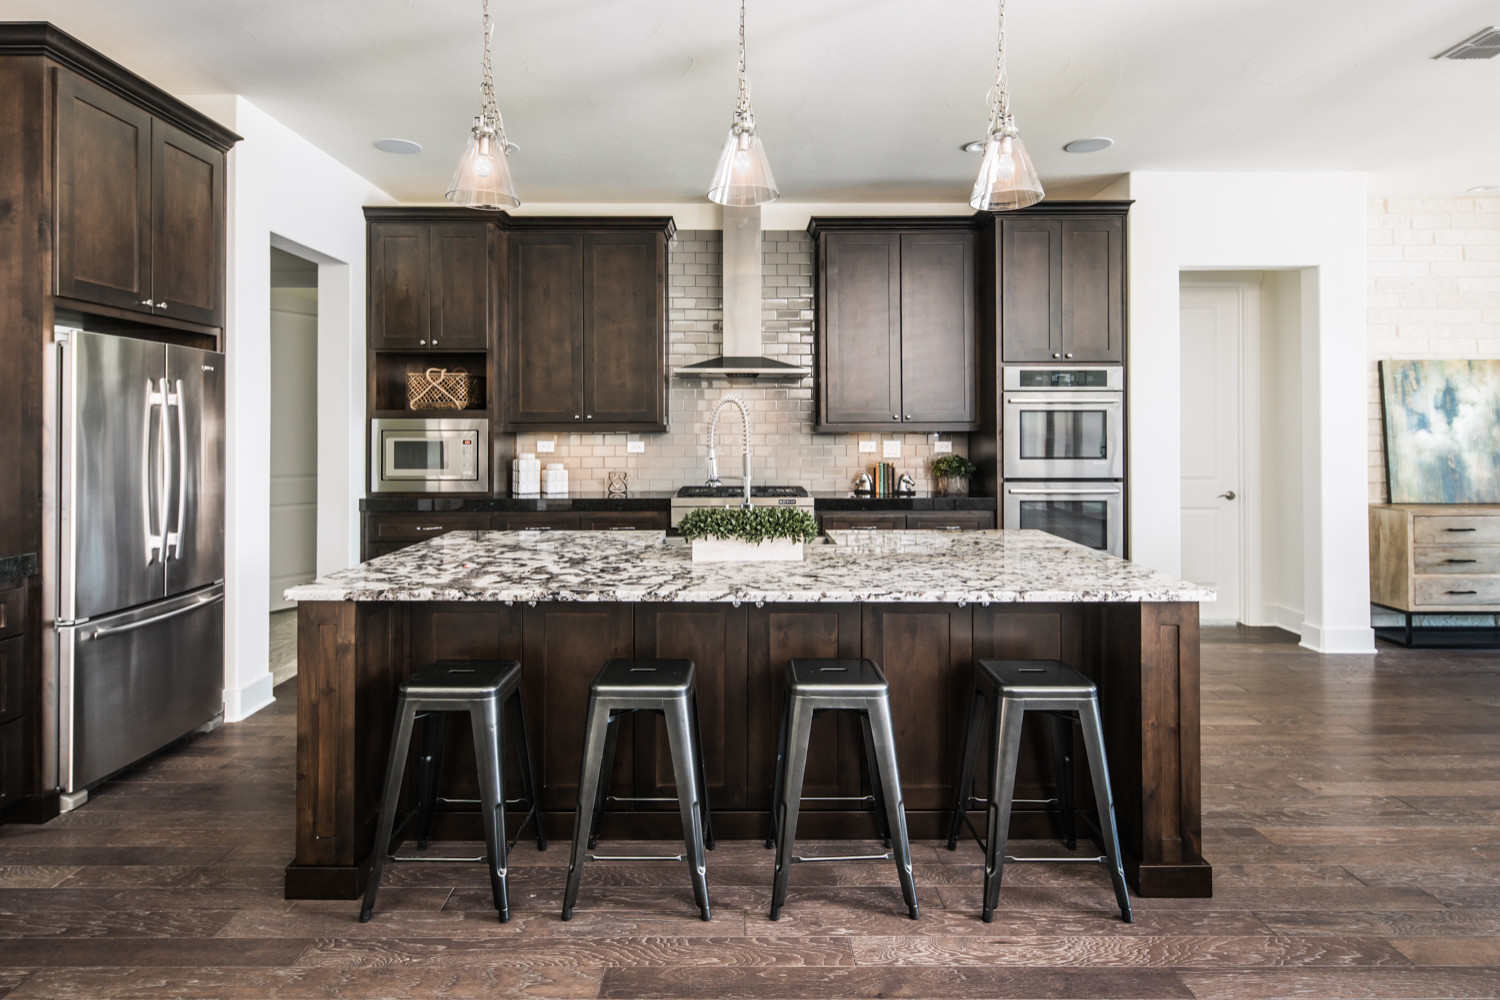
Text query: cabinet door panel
151 119 224 326
903 512 995 531
1000 219 1062 362
492 512 583 531
509 233 585 424
579 512 670 531
583 233 666 426
55 70 153 313
1061 218 1124 362
820 233 902 426
899 232 976 426
429 224 492 350
369 224 431 349
820 513 905 532
0 635 22 727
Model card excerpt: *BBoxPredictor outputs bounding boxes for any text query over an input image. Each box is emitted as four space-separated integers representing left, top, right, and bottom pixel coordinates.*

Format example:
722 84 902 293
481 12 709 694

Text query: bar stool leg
982 696 1026 923
765 694 790 849
690 691 716 852
946 685 988 851
508 689 547 852
1077 698 1133 923
1046 712 1078 851
664 698 711 921
415 712 449 850
867 696 918 919
563 697 613 921
360 696 417 922
770 697 814 920
471 695 511 922
587 713 621 850
859 712 893 849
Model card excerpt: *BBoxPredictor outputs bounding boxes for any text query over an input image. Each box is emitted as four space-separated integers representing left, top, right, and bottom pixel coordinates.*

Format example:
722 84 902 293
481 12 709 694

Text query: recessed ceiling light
1468 184 1500 193
1063 137 1113 154
374 138 423 155
961 139 986 153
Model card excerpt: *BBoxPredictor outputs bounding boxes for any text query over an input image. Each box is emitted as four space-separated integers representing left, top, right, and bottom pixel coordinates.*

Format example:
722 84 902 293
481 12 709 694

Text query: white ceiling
7 0 1500 202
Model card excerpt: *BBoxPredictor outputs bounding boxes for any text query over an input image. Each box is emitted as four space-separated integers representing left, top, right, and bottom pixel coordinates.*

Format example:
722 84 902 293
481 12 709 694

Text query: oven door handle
1007 487 1121 496
1005 397 1121 406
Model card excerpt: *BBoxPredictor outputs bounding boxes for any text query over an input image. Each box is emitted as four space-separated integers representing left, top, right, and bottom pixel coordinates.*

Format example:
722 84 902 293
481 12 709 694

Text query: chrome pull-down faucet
706 395 752 508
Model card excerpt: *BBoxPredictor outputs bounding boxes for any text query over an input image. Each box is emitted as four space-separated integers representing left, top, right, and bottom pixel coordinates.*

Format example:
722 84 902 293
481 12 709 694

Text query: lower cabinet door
579 512 670 531
903 512 995 531
820 513 906 531
493 513 583 531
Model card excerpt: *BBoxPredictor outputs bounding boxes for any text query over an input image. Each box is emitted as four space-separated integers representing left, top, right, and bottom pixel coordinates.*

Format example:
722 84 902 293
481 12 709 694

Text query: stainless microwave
371 417 489 493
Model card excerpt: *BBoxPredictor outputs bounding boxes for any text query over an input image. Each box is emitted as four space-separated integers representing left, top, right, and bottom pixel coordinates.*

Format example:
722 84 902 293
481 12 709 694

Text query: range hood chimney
675 205 809 379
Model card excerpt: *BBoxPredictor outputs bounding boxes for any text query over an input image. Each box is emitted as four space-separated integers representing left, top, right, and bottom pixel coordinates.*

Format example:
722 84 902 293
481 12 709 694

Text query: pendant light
447 0 520 209
708 0 779 206
969 0 1043 211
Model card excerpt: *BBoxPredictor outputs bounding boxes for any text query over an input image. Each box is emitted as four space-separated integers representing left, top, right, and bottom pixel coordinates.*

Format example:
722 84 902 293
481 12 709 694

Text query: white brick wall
1367 197 1500 501
513 230 967 494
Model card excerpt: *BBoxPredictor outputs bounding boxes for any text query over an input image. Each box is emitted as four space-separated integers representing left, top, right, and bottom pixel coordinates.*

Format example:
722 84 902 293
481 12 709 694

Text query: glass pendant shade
446 126 519 209
708 126 779 206
969 127 1043 211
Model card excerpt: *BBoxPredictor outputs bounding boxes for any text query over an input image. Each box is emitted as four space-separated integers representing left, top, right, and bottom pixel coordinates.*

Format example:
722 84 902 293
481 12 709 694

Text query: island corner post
285 596 1210 900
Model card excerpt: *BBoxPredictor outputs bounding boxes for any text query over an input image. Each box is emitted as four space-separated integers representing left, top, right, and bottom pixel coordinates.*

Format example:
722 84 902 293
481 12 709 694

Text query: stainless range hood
675 205 809 380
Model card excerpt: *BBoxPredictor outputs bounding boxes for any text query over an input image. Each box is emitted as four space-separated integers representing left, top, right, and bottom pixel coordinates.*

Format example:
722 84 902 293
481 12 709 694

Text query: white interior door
269 283 319 611
1180 284 1243 622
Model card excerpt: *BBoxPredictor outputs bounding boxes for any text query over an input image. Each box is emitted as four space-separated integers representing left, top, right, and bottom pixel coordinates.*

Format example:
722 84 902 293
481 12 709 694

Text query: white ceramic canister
541 462 569 496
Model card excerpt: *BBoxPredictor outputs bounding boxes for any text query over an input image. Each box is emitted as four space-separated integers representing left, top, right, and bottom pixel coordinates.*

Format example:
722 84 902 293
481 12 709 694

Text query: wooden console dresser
1369 503 1500 646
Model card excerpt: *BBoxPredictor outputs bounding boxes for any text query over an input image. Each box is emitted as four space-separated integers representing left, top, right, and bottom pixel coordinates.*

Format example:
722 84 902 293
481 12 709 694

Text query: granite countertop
286 530 1213 605
0 553 39 587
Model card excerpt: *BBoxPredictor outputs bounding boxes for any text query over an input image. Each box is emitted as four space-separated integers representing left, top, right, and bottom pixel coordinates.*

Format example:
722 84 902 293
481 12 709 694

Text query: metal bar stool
768 658 919 921
945 658 1131 923
360 659 545 924
563 658 715 922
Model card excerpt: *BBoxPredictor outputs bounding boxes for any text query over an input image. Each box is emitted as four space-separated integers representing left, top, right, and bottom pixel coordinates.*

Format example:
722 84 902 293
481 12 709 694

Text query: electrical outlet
883 439 901 458
536 439 555 454
934 440 953 454
859 439 877 454
626 440 645 454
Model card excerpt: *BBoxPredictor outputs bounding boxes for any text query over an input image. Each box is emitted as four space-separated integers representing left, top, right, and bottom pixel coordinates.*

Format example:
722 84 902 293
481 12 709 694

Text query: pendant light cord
733 0 755 132
989 0 1011 135
478 0 509 143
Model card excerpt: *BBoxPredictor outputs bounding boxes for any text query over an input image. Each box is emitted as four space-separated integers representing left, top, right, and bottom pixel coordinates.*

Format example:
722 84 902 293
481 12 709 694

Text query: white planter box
691 537 805 563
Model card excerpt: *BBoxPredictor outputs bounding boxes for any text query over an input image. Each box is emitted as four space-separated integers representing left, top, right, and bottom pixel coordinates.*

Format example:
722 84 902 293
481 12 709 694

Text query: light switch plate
536 440 555 453
626 440 645 454
883 439 901 458
859 439 877 454
934 440 953 454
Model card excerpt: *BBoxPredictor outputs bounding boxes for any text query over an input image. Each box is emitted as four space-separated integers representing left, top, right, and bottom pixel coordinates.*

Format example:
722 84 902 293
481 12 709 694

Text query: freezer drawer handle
86 593 223 641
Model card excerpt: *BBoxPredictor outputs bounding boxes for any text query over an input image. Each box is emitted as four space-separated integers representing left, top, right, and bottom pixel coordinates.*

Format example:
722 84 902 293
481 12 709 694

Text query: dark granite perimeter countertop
812 492 996 511
363 492 996 514
0 552 39 586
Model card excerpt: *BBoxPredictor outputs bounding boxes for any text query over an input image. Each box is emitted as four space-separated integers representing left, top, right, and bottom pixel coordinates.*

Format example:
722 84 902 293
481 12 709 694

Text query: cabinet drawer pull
415 526 444 532
1446 527 1478 532
1447 558 1478 564
1447 590 1479 595
608 526 637 531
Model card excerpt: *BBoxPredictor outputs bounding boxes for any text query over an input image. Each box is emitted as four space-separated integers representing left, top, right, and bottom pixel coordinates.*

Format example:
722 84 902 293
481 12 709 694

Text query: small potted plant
677 506 820 563
930 454 977 497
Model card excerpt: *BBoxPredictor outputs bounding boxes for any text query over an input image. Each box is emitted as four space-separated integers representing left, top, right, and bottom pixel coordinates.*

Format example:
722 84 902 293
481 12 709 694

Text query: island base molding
288 599 1209 899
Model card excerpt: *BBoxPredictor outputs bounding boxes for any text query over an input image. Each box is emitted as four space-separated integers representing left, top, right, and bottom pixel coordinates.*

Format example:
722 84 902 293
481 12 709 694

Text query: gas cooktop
675 485 810 499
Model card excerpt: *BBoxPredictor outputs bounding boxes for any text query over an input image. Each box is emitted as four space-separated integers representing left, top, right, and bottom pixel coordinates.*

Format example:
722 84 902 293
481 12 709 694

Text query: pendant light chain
734 0 754 131
990 0 1011 135
479 0 508 142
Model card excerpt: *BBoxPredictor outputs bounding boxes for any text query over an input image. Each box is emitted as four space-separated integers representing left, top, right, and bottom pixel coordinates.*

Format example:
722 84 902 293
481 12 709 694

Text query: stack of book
872 462 896 497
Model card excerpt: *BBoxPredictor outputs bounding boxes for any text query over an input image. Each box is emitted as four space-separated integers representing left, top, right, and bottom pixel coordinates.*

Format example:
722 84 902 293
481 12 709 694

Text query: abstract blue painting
1380 360 1500 504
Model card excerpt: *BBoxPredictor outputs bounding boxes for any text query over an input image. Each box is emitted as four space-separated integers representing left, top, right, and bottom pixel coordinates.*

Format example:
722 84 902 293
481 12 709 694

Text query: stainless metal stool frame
361 659 545 924
767 658 920 921
563 659 715 922
944 658 1132 923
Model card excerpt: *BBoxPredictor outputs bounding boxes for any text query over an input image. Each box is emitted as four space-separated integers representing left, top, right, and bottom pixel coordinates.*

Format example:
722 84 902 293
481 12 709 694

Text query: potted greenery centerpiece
930 454 977 497
677 506 820 563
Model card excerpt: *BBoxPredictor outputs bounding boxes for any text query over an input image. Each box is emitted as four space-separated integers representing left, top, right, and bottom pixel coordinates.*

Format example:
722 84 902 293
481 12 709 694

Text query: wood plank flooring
2 626 1498 999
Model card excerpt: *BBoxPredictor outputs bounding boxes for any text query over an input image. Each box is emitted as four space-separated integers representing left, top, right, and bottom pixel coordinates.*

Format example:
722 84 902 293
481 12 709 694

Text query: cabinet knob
419 339 427 345
431 338 437 345
892 414 900 420
140 299 155 308
905 414 912 420
1064 352 1073 359
574 414 581 420
585 414 593 420
1052 352 1061 359
156 302 167 311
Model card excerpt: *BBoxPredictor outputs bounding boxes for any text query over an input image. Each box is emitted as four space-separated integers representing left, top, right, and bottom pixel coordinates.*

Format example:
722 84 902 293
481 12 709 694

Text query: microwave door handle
1007 488 1121 496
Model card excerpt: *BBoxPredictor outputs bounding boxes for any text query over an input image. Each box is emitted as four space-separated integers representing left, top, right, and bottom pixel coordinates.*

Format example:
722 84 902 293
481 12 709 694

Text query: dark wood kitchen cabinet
505 221 671 432
818 511 995 532
361 512 490 560
55 68 227 328
999 214 1123 363
810 221 977 432
368 220 495 350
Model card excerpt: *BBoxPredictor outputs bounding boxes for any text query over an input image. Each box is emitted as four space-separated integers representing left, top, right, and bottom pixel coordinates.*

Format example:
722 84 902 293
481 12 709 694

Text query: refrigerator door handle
169 378 187 560
85 591 223 641
143 379 164 564
161 377 178 559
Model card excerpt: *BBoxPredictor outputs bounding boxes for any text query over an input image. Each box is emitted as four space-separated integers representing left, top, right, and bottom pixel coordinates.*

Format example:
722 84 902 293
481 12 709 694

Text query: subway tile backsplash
512 230 968 494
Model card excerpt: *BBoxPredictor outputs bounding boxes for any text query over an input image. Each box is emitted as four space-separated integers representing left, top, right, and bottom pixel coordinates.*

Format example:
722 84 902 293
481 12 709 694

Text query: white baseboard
224 672 276 722
1298 621 1377 654
1261 604 1303 634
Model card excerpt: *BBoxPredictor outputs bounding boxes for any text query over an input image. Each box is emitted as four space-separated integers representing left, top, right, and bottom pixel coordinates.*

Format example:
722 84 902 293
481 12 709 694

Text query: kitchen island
285 530 1213 900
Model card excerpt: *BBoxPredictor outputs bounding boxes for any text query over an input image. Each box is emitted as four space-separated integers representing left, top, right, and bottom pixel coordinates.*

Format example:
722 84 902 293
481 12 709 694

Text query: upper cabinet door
1060 217 1124 363
150 119 225 327
582 232 666 428
508 231 585 425
369 224 432 349
899 232 977 427
55 70 153 314
819 232 902 427
999 218 1062 362
429 224 493 350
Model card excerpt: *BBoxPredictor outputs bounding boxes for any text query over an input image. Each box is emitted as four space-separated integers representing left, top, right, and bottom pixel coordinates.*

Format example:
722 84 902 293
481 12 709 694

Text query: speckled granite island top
286 529 1213 605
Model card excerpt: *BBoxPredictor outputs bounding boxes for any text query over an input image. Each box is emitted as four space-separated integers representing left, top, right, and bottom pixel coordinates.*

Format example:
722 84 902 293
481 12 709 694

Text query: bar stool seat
945 658 1132 923
768 658 919 921
361 659 545 924
563 658 715 922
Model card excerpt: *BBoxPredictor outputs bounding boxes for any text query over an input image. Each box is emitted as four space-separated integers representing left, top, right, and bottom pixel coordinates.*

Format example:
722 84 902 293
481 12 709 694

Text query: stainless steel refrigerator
52 328 226 798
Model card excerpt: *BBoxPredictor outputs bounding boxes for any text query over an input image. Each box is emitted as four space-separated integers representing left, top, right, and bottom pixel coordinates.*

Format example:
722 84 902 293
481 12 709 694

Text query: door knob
1219 490 1237 500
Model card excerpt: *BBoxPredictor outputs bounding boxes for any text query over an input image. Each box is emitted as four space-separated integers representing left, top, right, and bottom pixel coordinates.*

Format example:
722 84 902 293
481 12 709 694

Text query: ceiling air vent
1435 27 1500 60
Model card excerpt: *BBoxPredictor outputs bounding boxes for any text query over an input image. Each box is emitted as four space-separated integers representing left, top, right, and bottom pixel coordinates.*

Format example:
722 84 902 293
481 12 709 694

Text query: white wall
185 96 393 721
1127 172 1373 653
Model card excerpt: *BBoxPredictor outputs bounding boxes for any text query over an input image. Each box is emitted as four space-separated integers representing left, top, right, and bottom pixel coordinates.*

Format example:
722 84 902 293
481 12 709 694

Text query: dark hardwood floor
2 626 1498 998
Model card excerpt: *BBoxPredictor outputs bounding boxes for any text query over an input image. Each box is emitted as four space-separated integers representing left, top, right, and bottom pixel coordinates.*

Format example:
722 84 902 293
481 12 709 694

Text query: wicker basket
406 367 476 411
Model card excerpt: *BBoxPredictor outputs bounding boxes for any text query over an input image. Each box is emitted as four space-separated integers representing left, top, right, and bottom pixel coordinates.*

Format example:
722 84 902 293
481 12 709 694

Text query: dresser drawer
368 514 490 542
1413 515 1500 546
0 585 22 640
1414 545 1500 575
1413 574 1500 607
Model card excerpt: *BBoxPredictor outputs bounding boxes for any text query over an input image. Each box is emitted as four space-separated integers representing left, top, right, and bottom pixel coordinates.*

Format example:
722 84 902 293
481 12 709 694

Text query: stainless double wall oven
1002 366 1125 557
